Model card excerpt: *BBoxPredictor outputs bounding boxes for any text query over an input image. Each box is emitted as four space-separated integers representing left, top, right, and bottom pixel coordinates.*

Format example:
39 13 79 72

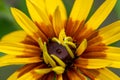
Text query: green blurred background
0 0 120 80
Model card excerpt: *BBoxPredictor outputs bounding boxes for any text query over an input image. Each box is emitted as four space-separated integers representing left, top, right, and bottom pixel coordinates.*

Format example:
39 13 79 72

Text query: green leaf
62 0 74 17
114 0 120 19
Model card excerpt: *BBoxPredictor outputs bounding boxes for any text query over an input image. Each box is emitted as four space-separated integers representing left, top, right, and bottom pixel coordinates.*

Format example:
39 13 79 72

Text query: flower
0 0 120 80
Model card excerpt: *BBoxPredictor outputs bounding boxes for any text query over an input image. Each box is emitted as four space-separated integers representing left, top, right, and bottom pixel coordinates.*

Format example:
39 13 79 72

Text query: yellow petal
82 46 120 61
81 52 120 68
67 71 81 80
88 21 120 46
57 74 63 80
85 45 107 52
8 70 19 80
73 69 87 80
74 58 111 69
110 61 120 68
67 69 87 80
11 8 47 41
26 0 50 25
1 30 35 44
81 52 106 59
0 55 41 67
76 0 117 41
76 39 87 56
21 75 39 80
106 46 120 53
69 0 93 21
99 21 120 45
53 7 64 36
80 68 120 80
41 72 55 80
102 33 120 45
85 0 117 31
45 0 67 21
97 68 120 80
26 0 55 38
80 69 98 80
99 21 120 34
66 0 93 35
0 42 40 56
16 65 44 80
104 52 120 61
8 64 39 80
26 0 45 23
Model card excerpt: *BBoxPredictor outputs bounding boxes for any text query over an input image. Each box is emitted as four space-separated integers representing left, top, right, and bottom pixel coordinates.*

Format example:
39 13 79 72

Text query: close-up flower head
0 0 120 80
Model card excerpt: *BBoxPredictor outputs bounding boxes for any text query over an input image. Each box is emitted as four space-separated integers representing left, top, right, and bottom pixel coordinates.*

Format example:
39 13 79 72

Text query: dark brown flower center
47 41 72 64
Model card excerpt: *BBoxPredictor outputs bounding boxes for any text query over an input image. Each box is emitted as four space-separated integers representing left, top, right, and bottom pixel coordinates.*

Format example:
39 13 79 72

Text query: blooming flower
0 0 120 80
